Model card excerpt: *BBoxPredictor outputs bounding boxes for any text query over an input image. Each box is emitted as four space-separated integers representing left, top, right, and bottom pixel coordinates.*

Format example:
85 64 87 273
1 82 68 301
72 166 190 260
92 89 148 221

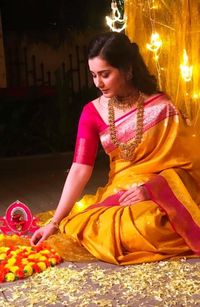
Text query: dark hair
88 32 157 95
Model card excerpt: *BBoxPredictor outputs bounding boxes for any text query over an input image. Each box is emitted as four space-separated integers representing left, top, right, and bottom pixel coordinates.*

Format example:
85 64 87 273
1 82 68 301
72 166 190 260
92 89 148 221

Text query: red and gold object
0 200 39 236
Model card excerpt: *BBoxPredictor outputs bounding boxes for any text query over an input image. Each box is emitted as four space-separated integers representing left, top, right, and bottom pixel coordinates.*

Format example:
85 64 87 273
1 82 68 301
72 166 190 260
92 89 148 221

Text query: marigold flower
0 247 9 253
49 258 57 266
15 268 24 279
7 258 16 265
22 259 29 265
24 264 33 277
28 261 35 266
0 253 7 260
40 250 50 255
38 256 47 261
28 254 40 260
32 263 41 273
5 272 15 282
0 234 62 282
0 271 5 282
8 265 19 274
37 262 46 271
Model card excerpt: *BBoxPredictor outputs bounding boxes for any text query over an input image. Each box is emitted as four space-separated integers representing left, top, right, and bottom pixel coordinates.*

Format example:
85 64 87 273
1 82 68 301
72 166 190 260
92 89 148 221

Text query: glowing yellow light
76 201 86 211
106 0 126 33
146 32 162 53
180 49 193 82
192 92 200 99
150 0 159 9
146 32 162 65
154 54 159 61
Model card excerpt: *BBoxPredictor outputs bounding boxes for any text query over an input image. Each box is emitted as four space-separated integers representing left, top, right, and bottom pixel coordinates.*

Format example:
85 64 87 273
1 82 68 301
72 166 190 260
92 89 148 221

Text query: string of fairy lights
106 0 126 33
146 0 163 89
106 0 194 86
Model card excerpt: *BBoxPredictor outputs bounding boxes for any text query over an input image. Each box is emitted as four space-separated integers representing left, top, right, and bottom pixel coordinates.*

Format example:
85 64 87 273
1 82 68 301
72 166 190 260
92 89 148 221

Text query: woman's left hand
119 185 150 206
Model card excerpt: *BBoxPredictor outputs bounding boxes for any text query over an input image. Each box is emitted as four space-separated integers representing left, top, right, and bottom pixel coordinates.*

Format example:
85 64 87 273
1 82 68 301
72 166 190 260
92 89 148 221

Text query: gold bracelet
50 220 60 229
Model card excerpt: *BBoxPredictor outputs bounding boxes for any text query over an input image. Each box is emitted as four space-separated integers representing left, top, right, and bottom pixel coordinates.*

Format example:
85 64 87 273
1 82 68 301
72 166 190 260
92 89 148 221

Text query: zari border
100 94 178 154
144 175 200 254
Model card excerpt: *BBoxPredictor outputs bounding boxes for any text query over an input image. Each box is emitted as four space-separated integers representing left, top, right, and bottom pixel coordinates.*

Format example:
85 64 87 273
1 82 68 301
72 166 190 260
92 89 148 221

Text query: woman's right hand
30 223 58 246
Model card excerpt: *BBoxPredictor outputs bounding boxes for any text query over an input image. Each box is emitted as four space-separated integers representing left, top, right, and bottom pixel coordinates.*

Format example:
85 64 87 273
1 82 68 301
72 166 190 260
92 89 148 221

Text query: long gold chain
108 92 144 160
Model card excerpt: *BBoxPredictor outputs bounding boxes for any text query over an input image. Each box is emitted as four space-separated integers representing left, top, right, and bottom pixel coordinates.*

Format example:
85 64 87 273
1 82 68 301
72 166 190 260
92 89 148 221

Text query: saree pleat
57 200 191 264
61 207 121 264
45 95 200 264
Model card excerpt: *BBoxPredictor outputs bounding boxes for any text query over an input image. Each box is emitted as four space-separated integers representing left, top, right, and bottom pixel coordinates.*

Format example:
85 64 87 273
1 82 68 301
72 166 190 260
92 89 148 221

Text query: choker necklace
108 91 144 160
110 91 140 111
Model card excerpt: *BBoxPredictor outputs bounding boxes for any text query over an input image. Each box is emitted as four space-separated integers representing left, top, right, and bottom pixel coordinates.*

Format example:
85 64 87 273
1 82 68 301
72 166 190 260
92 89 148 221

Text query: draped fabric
46 94 200 264
124 0 200 128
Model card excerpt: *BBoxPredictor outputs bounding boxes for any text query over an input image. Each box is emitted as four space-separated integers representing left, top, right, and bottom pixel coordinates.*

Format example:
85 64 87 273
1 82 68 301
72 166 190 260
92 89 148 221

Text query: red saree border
86 190 125 210
144 175 200 254
91 93 164 129
98 93 165 132
100 96 178 153
112 93 165 125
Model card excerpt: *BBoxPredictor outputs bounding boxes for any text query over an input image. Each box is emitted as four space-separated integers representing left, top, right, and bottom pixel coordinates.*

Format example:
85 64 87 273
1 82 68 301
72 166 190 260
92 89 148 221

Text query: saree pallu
48 95 200 264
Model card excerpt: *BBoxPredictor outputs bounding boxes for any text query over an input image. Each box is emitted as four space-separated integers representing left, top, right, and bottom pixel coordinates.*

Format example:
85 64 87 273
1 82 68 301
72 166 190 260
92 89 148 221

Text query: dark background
0 0 110 157
0 0 109 32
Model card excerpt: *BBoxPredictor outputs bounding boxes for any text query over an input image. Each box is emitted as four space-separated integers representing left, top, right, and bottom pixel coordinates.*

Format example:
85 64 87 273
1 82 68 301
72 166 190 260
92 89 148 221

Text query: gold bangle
50 220 60 229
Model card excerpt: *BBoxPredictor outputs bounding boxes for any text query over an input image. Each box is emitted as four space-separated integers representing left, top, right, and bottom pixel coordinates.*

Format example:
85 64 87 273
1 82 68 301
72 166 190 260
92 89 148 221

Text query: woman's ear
126 67 133 81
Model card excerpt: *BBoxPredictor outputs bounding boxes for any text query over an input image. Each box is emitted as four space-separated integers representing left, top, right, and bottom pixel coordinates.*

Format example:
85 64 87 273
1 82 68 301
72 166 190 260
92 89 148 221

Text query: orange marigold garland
0 234 62 282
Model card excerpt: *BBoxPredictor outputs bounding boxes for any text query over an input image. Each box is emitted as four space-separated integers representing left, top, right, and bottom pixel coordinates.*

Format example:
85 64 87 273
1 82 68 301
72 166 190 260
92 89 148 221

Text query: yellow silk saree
47 94 200 264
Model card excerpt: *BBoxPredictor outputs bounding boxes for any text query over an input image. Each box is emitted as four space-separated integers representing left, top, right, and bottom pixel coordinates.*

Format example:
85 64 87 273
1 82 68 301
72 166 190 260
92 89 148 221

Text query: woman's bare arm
52 162 93 223
31 162 93 245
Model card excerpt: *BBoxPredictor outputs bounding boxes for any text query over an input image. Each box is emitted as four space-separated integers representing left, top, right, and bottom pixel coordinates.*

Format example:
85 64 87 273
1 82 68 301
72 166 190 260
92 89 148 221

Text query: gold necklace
111 92 139 111
108 92 144 160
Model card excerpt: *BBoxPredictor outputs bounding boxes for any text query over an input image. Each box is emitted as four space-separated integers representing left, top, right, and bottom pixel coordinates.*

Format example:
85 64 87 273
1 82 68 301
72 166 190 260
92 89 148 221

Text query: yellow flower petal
9 266 19 274
40 250 50 255
24 264 33 277
49 258 57 266
38 256 47 261
5 272 15 282
37 262 47 271
0 247 9 253
0 253 7 260
8 258 16 265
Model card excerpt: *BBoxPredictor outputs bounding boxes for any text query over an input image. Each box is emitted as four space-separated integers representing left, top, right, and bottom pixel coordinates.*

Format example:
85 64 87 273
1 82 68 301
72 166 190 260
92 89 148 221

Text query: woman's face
88 56 131 98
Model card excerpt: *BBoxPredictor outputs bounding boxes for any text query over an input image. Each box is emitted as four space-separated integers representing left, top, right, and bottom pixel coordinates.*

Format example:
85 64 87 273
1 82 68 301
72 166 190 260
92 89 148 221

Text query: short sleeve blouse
73 102 103 166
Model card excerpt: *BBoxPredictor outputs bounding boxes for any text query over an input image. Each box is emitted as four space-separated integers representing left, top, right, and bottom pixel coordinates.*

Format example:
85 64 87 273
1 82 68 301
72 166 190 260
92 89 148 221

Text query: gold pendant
120 148 135 161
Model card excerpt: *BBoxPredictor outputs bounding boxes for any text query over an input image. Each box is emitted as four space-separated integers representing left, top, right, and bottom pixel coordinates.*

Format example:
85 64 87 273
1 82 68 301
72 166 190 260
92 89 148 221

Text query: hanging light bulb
146 32 162 55
146 32 162 63
150 0 159 9
180 49 193 82
106 0 126 32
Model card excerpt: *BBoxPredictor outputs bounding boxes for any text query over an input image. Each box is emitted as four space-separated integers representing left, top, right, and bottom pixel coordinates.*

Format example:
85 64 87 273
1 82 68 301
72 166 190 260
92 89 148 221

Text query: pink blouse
73 102 106 166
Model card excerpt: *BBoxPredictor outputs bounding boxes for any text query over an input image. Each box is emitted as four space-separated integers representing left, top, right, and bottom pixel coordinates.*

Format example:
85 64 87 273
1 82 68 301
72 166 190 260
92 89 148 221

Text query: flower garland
0 234 62 282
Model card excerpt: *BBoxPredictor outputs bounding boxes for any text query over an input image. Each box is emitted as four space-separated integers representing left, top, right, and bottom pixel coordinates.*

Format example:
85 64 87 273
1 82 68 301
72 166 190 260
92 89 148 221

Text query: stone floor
0 153 200 306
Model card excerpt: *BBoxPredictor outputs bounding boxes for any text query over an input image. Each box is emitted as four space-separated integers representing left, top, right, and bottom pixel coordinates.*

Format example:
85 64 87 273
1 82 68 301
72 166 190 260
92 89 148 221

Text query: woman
31 32 200 265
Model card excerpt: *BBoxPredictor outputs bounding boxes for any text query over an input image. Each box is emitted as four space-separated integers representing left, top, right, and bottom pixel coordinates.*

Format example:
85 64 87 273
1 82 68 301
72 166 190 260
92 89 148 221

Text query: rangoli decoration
0 201 63 282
